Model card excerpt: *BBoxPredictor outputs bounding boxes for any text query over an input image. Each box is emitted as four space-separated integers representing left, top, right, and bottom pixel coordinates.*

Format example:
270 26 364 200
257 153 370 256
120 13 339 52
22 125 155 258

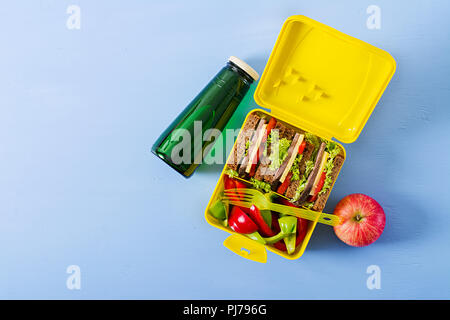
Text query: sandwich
225 112 344 212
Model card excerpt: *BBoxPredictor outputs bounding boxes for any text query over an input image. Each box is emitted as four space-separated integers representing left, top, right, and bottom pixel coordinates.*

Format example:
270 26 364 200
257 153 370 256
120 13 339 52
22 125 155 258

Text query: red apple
333 194 385 247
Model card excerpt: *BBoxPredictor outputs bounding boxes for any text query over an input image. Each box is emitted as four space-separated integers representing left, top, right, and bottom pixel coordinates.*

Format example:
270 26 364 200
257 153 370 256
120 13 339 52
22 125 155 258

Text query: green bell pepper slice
284 234 296 254
279 216 297 254
279 216 297 234
261 216 297 244
209 199 227 222
280 213 297 254
245 231 266 244
260 209 272 228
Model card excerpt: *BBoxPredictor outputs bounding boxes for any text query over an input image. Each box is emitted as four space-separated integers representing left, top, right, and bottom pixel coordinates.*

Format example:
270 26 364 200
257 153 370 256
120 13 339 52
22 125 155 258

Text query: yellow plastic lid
254 15 396 143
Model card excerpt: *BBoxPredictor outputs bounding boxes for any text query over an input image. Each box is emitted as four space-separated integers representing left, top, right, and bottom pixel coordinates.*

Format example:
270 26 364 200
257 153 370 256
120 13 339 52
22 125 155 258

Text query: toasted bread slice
227 113 260 171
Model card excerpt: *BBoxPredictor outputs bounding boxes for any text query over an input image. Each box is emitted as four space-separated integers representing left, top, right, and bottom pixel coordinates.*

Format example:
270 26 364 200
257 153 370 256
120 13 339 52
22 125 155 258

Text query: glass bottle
152 56 259 177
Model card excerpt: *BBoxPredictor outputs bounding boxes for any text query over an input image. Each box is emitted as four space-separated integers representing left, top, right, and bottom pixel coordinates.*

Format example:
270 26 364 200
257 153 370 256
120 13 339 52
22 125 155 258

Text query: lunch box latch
223 234 267 263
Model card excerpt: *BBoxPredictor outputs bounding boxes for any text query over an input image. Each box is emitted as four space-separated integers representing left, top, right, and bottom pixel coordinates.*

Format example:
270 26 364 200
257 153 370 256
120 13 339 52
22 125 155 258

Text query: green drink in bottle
152 56 259 177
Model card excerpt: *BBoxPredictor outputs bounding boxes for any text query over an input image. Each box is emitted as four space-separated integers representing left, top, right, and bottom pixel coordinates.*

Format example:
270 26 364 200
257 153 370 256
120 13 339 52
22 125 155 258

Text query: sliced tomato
277 171 292 195
298 140 306 154
249 163 257 177
262 117 277 143
309 171 326 202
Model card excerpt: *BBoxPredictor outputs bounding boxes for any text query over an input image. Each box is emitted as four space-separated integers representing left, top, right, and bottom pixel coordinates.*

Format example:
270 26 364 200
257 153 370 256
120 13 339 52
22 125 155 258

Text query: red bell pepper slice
229 206 258 234
234 179 247 189
271 212 280 232
273 240 287 251
224 175 235 190
247 205 275 237
296 217 308 245
223 176 251 214
277 171 292 195
234 180 248 202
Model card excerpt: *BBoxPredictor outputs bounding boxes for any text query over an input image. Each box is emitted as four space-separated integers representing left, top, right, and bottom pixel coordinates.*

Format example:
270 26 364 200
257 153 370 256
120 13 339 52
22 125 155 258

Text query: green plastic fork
222 188 341 226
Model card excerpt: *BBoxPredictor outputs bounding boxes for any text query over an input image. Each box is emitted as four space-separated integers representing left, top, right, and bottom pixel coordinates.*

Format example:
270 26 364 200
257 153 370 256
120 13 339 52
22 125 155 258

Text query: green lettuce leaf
224 168 238 178
268 137 291 170
325 141 340 159
290 154 303 181
250 178 272 193
266 131 273 145
305 132 321 147
292 160 314 202
303 201 314 209
244 140 250 156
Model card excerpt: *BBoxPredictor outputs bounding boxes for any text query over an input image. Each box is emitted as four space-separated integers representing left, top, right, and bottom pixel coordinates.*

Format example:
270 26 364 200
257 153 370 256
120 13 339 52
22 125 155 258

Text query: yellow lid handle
223 234 267 263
